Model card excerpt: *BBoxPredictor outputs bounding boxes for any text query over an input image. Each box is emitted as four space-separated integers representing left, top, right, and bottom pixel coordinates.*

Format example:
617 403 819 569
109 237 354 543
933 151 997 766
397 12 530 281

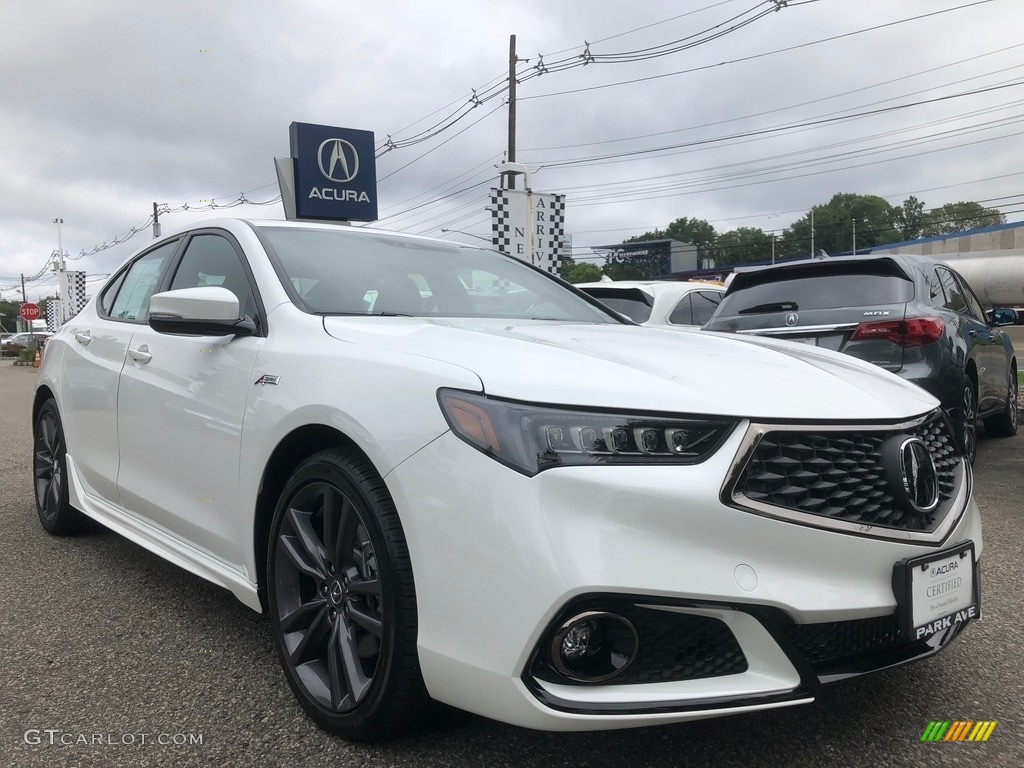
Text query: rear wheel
957 381 978 465
984 365 1018 438
33 400 86 535
267 448 427 741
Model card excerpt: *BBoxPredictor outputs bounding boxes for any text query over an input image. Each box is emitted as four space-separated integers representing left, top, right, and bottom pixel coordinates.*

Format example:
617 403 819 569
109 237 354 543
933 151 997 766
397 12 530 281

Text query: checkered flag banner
489 189 567 274
65 270 88 319
46 300 62 332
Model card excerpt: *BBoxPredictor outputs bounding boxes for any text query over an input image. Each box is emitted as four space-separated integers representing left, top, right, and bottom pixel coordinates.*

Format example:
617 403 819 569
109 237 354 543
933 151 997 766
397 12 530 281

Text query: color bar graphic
920 720 996 742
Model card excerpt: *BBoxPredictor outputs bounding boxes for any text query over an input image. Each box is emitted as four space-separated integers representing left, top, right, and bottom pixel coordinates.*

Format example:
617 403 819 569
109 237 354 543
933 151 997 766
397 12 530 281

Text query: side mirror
989 308 1018 327
148 287 257 336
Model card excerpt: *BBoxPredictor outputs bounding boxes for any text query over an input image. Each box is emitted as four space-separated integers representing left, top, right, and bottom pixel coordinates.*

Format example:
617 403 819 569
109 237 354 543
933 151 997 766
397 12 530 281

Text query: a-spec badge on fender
254 374 281 386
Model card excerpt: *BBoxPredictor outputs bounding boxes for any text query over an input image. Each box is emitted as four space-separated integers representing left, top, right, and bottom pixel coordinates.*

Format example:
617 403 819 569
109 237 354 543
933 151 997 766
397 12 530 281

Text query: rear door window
691 290 722 325
107 241 178 322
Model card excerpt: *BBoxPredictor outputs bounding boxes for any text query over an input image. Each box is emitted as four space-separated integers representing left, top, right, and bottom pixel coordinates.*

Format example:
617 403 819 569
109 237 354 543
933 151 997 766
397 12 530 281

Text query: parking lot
0 361 1021 768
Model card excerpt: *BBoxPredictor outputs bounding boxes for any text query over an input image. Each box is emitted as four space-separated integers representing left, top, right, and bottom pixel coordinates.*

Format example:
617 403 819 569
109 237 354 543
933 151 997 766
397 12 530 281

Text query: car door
937 267 1001 411
60 238 180 505
115 230 266 565
954 270 1007 411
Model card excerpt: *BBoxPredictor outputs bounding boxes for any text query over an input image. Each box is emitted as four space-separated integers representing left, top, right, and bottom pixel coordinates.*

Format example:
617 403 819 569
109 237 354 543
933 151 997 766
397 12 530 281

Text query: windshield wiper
738 301 799 315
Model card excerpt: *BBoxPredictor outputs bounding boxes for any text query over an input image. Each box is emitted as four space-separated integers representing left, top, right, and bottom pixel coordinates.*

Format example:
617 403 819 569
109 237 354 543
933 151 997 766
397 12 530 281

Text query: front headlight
438 389 737 477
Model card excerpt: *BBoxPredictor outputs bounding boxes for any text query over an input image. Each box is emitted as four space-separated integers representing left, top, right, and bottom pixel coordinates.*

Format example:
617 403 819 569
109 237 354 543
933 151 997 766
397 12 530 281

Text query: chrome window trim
720 413 970 546
734 322 860 336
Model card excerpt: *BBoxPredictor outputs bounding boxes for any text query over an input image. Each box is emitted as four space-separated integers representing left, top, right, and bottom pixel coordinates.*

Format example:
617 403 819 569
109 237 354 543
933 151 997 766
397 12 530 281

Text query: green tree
560 260 603 284
714 227 774 265
921 201 1005 236
781 193 900 257
626 217 718 260
894 195 926 240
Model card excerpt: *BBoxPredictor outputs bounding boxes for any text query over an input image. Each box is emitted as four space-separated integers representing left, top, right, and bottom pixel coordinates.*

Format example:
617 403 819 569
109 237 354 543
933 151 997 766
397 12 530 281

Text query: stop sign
20 303 41 321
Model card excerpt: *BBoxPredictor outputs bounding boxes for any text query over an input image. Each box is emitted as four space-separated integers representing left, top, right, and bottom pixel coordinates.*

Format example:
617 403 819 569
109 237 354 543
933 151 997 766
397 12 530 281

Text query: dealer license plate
896 541 977 642
787 336 817 345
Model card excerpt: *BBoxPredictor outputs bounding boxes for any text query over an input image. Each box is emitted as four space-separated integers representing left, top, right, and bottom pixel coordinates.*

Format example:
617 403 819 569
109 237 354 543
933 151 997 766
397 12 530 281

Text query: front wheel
984 366 1018 438
957 381 979 465
33 400 86 535
267 448 427 741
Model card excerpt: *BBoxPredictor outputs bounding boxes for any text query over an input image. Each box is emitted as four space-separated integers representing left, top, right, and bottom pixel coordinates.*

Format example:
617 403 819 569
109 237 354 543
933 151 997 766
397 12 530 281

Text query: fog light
560 621 593 659
550 611 639 683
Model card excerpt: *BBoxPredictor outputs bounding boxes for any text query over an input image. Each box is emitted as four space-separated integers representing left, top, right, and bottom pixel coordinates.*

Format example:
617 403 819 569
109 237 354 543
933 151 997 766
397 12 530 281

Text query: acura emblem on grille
898 437 940 513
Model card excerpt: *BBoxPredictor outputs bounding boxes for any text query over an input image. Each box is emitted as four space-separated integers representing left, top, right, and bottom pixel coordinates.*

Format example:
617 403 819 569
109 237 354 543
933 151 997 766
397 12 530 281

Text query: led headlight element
438 389 736 476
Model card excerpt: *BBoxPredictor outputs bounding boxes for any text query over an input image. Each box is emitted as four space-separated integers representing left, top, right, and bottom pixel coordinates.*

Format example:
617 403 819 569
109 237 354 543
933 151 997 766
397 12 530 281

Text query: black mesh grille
532 605 747 686
784 614 915 675
736 413 959 532
617 609 748 684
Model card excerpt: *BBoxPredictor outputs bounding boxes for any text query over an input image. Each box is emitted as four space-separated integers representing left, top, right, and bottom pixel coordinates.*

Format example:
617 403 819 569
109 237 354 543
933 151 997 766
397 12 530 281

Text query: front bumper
385 425 982 731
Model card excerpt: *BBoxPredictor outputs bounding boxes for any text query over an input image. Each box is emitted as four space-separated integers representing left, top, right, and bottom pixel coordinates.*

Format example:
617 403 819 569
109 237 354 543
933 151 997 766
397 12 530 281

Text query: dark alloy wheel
958 381 978 465
984 366 1018 438
267 449 427 741
33 399 85 535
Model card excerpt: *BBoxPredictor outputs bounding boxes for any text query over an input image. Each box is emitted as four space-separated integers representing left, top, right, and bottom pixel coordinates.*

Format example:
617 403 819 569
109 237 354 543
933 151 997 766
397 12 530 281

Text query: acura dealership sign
278 122 378 222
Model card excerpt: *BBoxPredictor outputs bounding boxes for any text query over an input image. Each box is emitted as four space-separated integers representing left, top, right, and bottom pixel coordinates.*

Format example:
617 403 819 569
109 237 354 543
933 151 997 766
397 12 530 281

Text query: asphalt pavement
1 361 1021 767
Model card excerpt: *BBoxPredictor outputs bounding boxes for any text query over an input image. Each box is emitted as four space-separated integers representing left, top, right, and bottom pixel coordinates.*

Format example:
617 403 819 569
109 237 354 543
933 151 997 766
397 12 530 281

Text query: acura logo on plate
317 138 360 183
898 437 940 513
784 312 799 326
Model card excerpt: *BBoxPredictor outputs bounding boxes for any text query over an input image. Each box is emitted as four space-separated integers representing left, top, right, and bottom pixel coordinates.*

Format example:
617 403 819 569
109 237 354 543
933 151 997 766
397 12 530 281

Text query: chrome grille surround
722 410 970 545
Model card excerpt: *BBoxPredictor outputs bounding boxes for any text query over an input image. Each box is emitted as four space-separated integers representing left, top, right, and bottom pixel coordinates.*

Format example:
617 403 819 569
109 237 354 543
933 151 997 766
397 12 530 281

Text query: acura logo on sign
898 437 940 513
784 312 799 327
317 138 360 183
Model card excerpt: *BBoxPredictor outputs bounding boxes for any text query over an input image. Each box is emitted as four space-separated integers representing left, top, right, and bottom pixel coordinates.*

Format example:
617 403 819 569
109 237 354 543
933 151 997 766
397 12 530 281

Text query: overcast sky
2 0 1023 301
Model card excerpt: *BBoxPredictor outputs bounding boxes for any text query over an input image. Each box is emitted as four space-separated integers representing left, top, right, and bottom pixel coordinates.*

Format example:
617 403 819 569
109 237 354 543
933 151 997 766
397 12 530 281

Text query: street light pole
54 217 68 325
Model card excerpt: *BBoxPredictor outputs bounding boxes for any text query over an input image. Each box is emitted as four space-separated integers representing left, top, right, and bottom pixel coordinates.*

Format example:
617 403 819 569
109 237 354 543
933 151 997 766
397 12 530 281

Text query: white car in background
34 219 981 741
574 279 725 327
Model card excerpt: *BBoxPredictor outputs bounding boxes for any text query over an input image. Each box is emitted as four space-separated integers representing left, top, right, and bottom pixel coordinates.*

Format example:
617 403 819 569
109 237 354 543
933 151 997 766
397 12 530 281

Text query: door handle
74 330 92 345
128 344 152 364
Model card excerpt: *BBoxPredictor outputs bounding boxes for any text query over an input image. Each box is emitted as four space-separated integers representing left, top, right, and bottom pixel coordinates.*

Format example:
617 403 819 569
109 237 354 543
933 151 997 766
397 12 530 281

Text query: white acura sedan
34 219 981 741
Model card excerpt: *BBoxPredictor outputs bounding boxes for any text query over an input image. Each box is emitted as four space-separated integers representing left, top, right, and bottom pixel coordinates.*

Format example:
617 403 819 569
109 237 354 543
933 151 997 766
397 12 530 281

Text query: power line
519 0 996 101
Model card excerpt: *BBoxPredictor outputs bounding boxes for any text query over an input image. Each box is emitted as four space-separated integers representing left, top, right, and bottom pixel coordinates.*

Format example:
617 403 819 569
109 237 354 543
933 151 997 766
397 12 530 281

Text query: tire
267 448 427 741
33 399 86 535
984 365 1018 438
956 380 979 466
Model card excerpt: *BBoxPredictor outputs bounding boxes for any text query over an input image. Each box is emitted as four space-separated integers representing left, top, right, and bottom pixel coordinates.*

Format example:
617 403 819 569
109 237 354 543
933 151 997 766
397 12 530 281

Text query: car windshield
257 226 619 322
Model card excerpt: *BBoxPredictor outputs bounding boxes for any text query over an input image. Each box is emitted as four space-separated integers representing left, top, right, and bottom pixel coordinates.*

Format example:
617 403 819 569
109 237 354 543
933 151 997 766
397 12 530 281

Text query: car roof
575 280 724 295
156 217 487 249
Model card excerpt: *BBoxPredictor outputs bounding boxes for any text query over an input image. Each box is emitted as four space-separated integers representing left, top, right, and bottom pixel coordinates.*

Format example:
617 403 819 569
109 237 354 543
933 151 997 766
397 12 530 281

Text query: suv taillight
850 318 943 347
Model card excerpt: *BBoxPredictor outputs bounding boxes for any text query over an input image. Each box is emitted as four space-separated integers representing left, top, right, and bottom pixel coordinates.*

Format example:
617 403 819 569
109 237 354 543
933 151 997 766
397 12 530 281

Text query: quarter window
108 241 178 322
668 296 693 325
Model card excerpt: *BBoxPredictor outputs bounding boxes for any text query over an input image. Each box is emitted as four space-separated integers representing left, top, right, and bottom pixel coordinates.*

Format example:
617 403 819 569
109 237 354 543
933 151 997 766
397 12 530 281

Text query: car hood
322 317 938 420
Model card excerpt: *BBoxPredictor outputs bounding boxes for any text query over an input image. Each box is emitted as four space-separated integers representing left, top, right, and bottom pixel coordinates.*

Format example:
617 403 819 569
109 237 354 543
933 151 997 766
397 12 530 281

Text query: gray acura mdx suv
705 254 1017 463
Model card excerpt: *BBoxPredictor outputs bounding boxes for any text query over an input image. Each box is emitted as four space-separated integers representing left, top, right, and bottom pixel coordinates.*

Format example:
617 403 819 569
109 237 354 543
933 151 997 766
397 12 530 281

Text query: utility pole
771 234 776 265
810 207 815 258
54 217 68 324
505 34 517 190
852 219 857 254
153 202 161 238
20 274 27 333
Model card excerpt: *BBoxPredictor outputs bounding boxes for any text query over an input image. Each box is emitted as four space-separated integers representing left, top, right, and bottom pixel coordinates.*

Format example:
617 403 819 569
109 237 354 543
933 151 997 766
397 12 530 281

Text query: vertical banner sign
65 270 87 320
489 189 567 274
45 300 61 332
289 122 378 222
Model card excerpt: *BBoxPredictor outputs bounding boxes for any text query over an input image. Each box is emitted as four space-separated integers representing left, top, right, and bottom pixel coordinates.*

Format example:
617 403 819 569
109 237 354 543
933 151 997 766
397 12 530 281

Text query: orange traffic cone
32 348 41 368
